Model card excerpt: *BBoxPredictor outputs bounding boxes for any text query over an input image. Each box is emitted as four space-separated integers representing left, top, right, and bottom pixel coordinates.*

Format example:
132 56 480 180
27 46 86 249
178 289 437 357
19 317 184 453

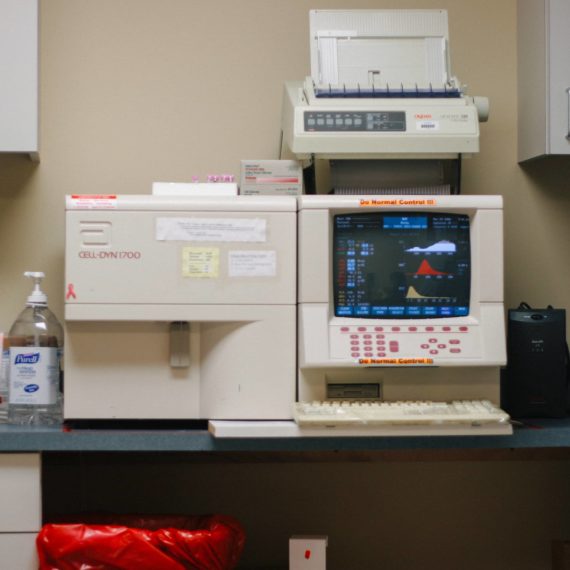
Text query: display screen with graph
333 212 470 318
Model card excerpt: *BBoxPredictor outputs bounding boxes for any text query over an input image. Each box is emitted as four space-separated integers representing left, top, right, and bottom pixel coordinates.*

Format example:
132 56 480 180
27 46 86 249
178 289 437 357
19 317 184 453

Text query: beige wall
3 2 570 568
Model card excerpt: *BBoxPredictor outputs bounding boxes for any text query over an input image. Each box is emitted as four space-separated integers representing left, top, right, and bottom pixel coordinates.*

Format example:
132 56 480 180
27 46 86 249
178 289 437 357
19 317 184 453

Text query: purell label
14 352 40 365
9 347 59 405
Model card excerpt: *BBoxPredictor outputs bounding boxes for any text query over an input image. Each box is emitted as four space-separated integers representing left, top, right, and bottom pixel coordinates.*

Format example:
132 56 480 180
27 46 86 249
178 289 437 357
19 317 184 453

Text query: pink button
350 340 359 345
374 327 384 332
351 352 361 357
376 340 385 346
421 343 429 349
408 326 418 332
450 348 462 354
341 327 350 332
392 326 401 332
390 346 399 353
389 342 399 347
459 326 468 332
364 340 373 346
449 339 461 345
350 334 359 339
429 338 437 343
430 349 439 355
438 344 446 349
442 326 451 332
376 334 385 339
358 327 367 332
377 352 386 357
363 334 372 339
364 352 373 357
426 326 434 332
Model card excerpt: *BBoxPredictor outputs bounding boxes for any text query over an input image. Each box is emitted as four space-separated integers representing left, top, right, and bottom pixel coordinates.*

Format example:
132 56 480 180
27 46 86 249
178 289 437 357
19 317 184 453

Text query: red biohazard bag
36 514 245 570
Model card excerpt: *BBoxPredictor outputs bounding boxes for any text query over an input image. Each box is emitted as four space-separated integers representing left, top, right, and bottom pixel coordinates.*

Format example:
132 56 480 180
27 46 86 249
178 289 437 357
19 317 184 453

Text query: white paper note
156 218 266 242
228 250 276 277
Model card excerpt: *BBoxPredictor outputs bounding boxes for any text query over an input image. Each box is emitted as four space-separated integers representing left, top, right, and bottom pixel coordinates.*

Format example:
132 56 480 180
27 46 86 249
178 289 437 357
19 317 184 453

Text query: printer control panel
304 111 406 132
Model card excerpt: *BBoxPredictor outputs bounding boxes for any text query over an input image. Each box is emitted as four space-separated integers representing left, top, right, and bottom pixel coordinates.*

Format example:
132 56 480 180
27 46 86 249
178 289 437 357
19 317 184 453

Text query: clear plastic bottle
0 335 9 423
7 272 63 425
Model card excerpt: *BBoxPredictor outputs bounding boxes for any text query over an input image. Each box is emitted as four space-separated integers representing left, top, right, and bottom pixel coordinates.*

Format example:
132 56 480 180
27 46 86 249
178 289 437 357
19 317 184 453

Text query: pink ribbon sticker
66 284 76 300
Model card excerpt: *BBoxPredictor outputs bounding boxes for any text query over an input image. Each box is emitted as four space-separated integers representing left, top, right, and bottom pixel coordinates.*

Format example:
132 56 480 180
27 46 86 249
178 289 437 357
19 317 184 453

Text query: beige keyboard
293 400 510 427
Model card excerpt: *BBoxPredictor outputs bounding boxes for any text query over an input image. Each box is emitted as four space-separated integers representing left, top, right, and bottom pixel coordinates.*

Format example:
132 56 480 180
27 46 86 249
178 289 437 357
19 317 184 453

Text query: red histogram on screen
414 259 448 276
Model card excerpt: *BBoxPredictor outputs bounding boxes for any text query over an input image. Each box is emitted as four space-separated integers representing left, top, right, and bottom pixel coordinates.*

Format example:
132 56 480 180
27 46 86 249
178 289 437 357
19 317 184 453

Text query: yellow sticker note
182 247 220 278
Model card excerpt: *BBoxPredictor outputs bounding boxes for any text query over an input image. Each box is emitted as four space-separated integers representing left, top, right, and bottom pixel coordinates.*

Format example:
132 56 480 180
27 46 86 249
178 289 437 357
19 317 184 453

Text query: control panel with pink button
329 323 480 361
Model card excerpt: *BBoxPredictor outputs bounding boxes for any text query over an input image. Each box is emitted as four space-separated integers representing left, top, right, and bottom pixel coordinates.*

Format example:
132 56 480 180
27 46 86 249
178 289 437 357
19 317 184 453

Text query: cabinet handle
567 88 570 140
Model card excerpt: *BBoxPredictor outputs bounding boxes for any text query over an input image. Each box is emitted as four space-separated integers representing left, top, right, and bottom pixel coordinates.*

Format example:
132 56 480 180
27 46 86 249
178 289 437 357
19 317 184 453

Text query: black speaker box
502 308 568 418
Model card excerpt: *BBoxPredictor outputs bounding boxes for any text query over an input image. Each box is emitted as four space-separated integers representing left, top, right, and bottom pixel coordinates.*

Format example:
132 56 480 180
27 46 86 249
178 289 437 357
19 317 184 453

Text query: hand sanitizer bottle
7 272 64 425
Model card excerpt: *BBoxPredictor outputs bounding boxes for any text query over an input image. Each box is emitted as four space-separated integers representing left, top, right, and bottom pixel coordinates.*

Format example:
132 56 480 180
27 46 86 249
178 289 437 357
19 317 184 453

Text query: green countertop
0 419 569 453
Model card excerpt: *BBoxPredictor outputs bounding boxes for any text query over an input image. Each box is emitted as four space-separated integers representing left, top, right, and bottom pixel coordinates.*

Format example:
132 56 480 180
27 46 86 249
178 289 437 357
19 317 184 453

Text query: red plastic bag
36 514 245 570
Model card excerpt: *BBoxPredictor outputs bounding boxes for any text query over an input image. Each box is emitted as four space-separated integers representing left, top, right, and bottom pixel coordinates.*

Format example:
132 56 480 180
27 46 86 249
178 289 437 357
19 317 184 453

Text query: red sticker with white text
69 195 118 209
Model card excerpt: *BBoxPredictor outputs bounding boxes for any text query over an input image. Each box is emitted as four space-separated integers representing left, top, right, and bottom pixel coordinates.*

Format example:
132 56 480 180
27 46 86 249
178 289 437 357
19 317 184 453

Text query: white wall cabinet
518 0 570 162
0 0 38 160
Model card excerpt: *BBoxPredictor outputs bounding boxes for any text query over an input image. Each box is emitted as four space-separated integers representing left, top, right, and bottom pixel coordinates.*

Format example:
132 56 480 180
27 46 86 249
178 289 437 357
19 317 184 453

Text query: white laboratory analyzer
64 194 297 421
277 9 510 437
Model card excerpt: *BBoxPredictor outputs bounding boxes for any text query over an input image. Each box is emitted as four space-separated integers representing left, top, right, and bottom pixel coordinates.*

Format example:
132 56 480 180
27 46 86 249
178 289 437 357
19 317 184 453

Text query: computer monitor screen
333 212 470 318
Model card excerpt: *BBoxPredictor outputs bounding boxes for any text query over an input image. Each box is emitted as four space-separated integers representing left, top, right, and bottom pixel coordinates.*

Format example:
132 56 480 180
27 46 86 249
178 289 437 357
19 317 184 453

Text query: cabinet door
0 533 38 570
548 0 570 154
0 454 41 532
0 0 38 154
518 0 570 160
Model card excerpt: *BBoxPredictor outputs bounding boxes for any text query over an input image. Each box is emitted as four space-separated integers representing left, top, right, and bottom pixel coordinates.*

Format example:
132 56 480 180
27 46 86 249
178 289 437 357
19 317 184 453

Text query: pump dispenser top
24 272 47 306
